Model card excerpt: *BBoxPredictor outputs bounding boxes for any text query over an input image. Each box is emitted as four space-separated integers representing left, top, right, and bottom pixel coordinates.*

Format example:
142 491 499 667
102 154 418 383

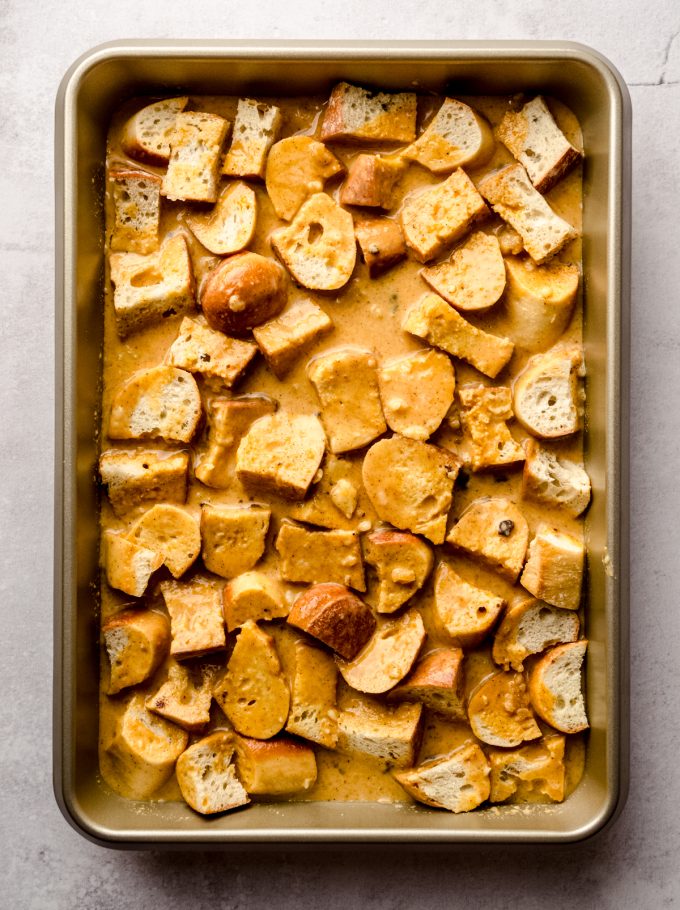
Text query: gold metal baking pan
54 40 630 845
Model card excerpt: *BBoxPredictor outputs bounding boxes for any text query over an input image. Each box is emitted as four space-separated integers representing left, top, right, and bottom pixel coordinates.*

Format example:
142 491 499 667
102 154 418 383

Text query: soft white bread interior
492 597 580 671
512 345 584 439
320 82 417 143
393 742 490 813
336 695 422 768
125 503 201 579
102 530 163 598
108 365 202 444
161 111 230 203
102 608 170 695
99 449 189 518
404 98 494 173
222 98 282 179
186 182 257 255
120 96 188 164
109 168 162 255
522 439 591 516
529 640 589 733
520 523 585 611
176 731 250 815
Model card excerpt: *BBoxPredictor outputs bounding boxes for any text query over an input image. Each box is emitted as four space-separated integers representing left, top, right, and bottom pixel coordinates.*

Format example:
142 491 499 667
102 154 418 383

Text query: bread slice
222 98 282 179
433 562 505 648
253 299 333 378
120 96 188 165
496 96 582 193
109 232 195 338
446 498 529 582
109 168 162 254
522 439 591 516
200 504 270 579
393 742 490 813
236 411 326 500
271 193 356 291
176 731 250 815
400 169 488 262
512 345 584 439
340 154 406 208
468 671 542 747
287 583 375 660
286 640 339 748
493 597 580 671
161 576 226 660
458 385 525 471
125 503 200 579
265 136 344 220
354 215 407 277
389 647 465 720
362 529 433 614
289 453 378 532
223 571 287 630
362 435 458 545
185 182 257 255
403 293 513 379
166 316 257 388
320 83 417 143
478 164 578 264
195 395 277 488
421 231 506 312
308 348 386 453
108 365 202 444
102 530 164 598
213 621 290 740
529 641 589 733
336 609 426 695
102 608 170 695
520 524 585 611
503 256 579 352
336 695 422 768
488 734 566 802
378 349 455 442
404 98 495 173
146 660 217 731
161 111 230 203
99 449 189 518
235 736 317 795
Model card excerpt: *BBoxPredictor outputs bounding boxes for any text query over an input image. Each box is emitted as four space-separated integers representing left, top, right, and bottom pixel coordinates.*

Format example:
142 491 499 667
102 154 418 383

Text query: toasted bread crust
287 583 376 660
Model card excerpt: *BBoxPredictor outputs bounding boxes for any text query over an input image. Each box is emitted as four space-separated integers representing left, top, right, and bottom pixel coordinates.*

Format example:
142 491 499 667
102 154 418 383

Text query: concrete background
1 0 678 906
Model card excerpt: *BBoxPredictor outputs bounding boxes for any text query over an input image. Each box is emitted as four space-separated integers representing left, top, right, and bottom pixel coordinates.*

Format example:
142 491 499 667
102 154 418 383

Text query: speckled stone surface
1 0 679 906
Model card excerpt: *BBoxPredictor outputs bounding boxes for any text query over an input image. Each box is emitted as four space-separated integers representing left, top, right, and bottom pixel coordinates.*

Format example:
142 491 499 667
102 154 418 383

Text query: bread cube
308 349 386 453
105 693 188 798
502 256 579 352
492 596 580 672
161 576 226 660
276 523 365 592
265 136 343 220
176 731 249 815
235 736 317 795
289 454 377 532
286 640 339 748
496 96 582 193
446 497 529 582
161 111 230 203
478 164 578 264
146 660 217 731
513 345 585 439
102 608 170 695
253 299 333 378
389 648 465 720
320 83 417 144
488 734 566 803
458 385 525 471
99 449 189 518
213 620 290 739
400 169 488 262
336 695 422 768
529 641 589 733
125 504 200 579
468 671 541 748
520 524 585 610
102 530 163 598
186 182 257 255
403 293 513 379
421 231 505 312
378 349 455 441
354 215 407 277
166 316 257 388
223 571 288 630
222 98 282 179
109 232 194 338
236 411 326 500
362 529 433 614
340 154 405 208
120 96 188 165
433 563 505 648
394 742 490 813
200 504 270 579
109 168 161 254
522 439 591 517
362 435 458 544
108 365 202 444
271 193 356 291
336 609 426 695
403 97 495 173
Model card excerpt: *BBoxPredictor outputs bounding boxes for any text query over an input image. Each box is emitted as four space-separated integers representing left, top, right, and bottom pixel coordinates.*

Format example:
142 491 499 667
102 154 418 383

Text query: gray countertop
2 1 679 906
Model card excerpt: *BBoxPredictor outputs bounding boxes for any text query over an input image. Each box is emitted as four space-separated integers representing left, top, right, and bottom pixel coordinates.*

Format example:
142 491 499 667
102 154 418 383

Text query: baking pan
54 40 631 846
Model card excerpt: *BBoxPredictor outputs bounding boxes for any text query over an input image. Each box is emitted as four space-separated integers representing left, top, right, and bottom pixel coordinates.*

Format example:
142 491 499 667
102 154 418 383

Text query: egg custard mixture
99 85 589 816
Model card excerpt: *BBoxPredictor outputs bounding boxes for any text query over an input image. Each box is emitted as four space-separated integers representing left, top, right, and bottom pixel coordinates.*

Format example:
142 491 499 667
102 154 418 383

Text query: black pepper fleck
498 519 514 537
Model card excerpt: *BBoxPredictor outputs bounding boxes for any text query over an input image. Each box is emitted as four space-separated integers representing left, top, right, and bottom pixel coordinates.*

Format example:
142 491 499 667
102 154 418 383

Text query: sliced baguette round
403 98 495 174
393 742 490 813
502 256 579 352
492 597 580 671
176 731 250 815
467 671 542 748
125 504 200 579
529 640 589 733
512 345 584 439
186 182 257 255
265 136 344 221
287 583 376 661
421 231 505 312
108 365 202 443
121 96 189 165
